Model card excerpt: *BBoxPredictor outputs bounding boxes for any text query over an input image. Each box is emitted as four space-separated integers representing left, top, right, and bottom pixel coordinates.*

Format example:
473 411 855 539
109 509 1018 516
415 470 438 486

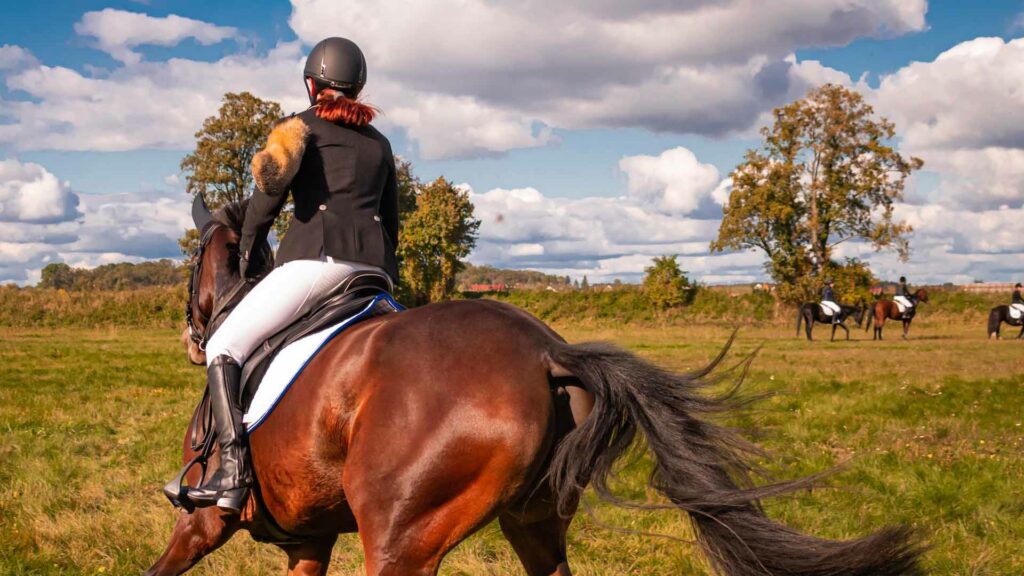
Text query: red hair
315 88 378 126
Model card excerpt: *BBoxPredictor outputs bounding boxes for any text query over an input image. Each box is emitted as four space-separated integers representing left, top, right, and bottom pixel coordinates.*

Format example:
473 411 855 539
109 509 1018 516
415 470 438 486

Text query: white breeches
821 301 841 315
894 296 913 309
206 258 385 366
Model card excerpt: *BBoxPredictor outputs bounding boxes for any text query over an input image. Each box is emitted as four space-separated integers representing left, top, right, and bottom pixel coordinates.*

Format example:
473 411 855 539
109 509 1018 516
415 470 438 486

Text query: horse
987 305 1024 339
865 289 929 341
796 302 865 341
146 199 925 576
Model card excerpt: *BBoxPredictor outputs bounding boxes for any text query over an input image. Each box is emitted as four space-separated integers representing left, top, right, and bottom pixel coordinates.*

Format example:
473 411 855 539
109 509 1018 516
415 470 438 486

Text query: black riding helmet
899 276 907 283
303 37 367 105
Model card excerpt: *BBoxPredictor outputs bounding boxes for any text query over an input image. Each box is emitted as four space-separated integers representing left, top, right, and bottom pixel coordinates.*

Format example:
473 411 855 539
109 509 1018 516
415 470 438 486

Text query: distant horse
796 302 865 341
865 289 930 340
147 199 924 576
987 305 1024 339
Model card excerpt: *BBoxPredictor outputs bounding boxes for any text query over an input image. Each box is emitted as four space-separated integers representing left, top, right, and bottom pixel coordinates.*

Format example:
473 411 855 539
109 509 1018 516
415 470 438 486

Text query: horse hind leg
144 508 239 576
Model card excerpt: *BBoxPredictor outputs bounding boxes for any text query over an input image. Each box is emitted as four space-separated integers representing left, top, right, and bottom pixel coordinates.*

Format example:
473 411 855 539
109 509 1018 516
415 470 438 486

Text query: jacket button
318 204 327 211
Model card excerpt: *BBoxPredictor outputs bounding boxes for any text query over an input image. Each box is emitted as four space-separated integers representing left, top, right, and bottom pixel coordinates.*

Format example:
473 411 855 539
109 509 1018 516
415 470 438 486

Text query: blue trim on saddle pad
244 292 405 433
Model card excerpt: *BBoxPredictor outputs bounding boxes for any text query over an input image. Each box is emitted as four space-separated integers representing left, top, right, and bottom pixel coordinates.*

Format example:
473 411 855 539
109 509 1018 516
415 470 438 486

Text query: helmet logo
320 56 326 77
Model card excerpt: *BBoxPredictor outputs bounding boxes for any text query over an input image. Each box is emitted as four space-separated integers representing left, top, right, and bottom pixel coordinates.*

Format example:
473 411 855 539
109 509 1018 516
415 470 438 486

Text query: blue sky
1 1 1023 285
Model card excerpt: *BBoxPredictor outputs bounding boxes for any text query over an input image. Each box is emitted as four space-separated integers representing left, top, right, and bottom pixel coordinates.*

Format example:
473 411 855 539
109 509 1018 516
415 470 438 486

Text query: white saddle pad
243 293 403 432
1010 304 1024 320
819 302 840 316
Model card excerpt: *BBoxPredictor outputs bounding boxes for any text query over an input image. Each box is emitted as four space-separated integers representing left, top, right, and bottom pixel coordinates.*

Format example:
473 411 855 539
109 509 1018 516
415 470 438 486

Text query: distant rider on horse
1012 283 1024 316
170 37 399 513
821 278 841 324
894 276 914 318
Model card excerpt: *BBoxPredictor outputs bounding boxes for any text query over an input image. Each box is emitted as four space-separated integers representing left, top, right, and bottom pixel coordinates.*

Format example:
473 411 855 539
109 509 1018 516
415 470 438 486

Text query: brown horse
147 201 924 576
865 289 929 340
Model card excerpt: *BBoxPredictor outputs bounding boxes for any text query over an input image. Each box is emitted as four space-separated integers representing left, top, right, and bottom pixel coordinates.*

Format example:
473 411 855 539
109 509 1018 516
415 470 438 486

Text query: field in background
1 314 1021 575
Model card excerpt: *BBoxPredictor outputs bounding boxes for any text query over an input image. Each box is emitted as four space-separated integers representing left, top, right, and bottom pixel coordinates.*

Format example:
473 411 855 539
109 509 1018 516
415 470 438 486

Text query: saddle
1010 304 1024 320
238 270 401 413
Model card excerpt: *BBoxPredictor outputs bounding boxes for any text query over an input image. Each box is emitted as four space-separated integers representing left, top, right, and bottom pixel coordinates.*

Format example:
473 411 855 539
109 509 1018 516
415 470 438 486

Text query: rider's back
277 108 399 279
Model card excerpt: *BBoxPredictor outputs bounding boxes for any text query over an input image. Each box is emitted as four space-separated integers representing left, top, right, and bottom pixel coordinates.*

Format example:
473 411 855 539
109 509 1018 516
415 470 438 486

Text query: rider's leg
186 259 365 512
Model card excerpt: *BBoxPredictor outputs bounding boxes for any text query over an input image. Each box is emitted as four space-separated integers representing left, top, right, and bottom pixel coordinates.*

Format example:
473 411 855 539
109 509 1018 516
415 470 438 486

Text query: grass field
1 317 1022 575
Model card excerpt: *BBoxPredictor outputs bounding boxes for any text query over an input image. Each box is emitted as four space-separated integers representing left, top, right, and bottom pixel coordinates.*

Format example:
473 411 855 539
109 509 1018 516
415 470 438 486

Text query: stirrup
163 452 207 511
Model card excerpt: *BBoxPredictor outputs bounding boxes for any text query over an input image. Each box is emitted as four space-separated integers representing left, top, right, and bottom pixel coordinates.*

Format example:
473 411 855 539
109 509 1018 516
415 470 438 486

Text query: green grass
1 319 1022 574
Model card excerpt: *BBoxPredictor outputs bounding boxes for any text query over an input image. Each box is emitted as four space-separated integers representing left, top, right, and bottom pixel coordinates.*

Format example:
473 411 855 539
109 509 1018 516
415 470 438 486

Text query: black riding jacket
240 108 400 281
1014 290 1023 305
822 286 836 301
897 282 912 298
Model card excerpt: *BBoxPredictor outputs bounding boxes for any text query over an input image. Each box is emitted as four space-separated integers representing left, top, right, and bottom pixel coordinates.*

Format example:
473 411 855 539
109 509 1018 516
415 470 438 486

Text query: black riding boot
186 355 250 514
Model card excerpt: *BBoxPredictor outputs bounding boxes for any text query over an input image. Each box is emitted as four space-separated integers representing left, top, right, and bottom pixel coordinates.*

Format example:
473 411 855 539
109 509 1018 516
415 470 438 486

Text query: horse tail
796 305 804 337
546 338 924 576
988 307 1002 339
865 302 875 332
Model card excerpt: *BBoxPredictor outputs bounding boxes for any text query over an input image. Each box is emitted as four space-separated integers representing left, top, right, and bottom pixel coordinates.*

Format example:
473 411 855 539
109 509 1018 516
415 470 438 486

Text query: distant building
958 282 1014 294
467 283 507 293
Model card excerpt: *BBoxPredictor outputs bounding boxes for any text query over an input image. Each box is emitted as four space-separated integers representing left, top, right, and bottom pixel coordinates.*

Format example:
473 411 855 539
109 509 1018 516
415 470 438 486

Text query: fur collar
252 117 309 197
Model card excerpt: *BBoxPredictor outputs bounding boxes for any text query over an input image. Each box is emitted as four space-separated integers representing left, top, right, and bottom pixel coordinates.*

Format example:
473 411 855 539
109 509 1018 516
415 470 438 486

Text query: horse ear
191 193 214 231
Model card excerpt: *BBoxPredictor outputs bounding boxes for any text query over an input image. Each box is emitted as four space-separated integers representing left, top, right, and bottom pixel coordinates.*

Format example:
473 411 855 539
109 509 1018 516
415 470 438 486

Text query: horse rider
894 276 914 318
821 278 841 324
172 37 400 513
1012 283 1024 317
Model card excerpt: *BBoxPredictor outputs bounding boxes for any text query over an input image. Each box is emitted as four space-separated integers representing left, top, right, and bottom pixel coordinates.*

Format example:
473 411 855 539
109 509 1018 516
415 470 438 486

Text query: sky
1 0 1022 286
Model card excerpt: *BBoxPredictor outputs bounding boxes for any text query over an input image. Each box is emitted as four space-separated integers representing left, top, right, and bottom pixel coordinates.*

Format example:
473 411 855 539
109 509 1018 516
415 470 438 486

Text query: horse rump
546 337 924 576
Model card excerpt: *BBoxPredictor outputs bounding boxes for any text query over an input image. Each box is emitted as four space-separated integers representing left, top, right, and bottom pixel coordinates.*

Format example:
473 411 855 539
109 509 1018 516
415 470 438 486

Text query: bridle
184 221 267 353
184 222 221 352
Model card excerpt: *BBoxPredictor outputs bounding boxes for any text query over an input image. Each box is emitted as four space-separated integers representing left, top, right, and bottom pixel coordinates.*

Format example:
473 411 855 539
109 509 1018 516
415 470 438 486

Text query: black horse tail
865 302 875 332
796 305 804 337
547 337 923 576
988 306 1002 339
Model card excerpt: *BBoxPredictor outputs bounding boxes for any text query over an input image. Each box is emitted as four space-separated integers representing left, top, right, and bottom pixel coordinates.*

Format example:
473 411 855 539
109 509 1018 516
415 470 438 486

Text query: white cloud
0 45 37 71
874 37 1024 209
0 42 308 151
74 9 240 65
467 184 746 283
0 160 192 284
619 147 720 214
0 2 919 159
0 159 81 223
288 0 923 156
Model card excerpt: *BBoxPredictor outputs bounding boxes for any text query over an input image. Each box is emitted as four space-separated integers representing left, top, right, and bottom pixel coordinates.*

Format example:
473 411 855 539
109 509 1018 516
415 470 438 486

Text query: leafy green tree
580 276 590 291
711 84 922 303
642 255 692 309
398 177 481 305
396 157 420 219
39 263 75 289
178 92 283 254
38 260 185 290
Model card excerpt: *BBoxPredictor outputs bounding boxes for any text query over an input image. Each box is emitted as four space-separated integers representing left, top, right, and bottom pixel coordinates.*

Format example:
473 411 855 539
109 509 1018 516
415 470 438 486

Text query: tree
711 84 922 303
642 255 692 309
580 276 590 291
398 177 481 305
178 92 283 254
39 263 75 289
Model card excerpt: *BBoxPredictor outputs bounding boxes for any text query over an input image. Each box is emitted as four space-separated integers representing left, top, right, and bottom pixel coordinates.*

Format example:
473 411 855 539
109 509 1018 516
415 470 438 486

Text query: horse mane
212 198 249 234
